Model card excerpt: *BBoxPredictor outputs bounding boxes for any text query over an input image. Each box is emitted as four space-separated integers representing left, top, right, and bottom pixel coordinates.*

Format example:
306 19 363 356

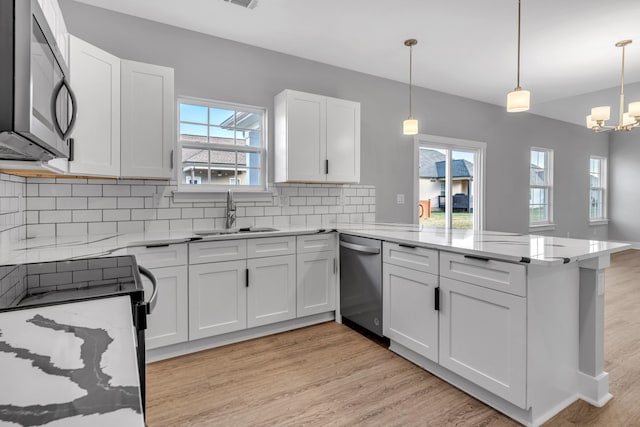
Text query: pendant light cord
409 44 413 117
516 0 521 89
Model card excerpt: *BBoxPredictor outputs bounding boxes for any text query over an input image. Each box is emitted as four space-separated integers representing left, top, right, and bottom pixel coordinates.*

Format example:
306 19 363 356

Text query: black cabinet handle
434 287 440 311
246 268 249 287
325 159 329 175
145 243 170 249
464 254 491 262
398 243 417 249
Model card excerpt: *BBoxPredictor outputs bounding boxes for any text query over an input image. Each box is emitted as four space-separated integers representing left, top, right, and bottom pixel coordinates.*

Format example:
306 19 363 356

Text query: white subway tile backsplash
57 197 87 210
39 210 72 224
72 184 102 197
131 209 156 221
169 219 192 231
88 222 117 235
18 178 375 237
88 197 117 209
73 210 102 223
57 223 88 236
117 221 144 234
117 197 144 209
39 184 71 197
103 185 130 197
27 197 55 211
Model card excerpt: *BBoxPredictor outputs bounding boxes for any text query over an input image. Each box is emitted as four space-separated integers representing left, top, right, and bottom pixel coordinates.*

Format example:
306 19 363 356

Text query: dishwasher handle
339 240 381 255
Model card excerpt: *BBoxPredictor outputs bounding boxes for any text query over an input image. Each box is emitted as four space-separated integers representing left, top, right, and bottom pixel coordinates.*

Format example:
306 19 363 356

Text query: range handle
138 265 158 315
339 240 380 255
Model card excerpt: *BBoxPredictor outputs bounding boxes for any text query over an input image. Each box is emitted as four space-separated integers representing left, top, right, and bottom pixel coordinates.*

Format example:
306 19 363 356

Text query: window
178 97 266 191
529 148 553 226
589 156 607 221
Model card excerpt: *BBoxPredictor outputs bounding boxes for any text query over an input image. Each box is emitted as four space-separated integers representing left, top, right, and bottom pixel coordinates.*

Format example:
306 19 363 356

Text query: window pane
590 189 603 218
182 148 209 185
180 123 208 138
209 126 236 142
235 110 262 131
590 158 600 174
530 205 548 222
590 172 601 188
180 104 208 124
209 107 235 127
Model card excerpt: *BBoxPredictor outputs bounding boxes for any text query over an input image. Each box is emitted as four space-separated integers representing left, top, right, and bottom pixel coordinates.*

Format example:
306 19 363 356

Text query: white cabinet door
297 250 336 317
120 60 174 179
326 97 360 183
277 90 326 182
189 260 247 340
383 263 439 362
247 255 296 328
68 36 120 176
144 265 188 350
439 277 527 409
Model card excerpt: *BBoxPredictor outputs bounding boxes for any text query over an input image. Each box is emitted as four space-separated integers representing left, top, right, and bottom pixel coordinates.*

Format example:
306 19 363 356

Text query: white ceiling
73 0 640 126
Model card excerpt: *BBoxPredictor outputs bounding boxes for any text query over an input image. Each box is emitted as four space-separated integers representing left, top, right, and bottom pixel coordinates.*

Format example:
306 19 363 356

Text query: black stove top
0 255 144 312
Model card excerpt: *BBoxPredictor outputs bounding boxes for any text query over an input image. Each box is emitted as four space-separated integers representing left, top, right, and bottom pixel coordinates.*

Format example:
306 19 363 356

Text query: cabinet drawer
247 236 295 258
383 242 438 274
128 243 187 268
297 233 336 253
440 252 526 297
189 240 247 264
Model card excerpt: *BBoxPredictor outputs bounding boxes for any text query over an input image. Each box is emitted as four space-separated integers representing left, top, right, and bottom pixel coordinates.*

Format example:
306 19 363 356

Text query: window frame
589 155 608 223
176 96 268 193
529 147 554 229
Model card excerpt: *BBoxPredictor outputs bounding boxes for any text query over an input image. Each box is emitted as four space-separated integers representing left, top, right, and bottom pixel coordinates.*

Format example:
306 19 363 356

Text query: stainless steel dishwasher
339 234 383 337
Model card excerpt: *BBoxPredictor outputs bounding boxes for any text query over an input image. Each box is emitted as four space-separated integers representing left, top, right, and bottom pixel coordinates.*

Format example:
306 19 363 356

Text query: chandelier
586 40 640 132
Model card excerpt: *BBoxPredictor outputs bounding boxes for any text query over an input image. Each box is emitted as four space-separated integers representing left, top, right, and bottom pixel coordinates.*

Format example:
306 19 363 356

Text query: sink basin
194 227 278 236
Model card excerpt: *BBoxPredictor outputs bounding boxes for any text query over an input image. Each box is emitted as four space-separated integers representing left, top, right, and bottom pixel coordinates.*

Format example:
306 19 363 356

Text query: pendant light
403 38 419 135
506 0 530 112
586 40 640 132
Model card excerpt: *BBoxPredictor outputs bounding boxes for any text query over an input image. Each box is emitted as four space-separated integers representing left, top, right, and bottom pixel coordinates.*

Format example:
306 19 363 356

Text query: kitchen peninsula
0 223 628 427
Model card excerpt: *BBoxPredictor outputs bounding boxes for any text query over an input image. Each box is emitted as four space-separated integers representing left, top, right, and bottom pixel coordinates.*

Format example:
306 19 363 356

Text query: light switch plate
396 194 405 204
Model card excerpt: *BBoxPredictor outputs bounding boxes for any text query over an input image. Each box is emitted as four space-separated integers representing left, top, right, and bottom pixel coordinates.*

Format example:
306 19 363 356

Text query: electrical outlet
396 194 405 204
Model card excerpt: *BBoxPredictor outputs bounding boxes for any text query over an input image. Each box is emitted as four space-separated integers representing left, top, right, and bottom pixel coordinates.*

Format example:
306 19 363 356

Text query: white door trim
413 134 487 231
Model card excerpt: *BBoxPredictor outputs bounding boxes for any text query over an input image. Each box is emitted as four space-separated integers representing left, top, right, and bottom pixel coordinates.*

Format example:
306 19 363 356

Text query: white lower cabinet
188 260 247 340
438 277 527 408
297 250 336 317
247 255 297 328
145 265 188 350
383 263 438 362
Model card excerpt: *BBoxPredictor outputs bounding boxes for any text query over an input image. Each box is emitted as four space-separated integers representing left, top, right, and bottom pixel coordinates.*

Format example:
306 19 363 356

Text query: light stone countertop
0 223 630 266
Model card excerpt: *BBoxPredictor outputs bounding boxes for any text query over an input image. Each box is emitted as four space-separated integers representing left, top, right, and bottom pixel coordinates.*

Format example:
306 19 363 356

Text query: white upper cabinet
274 89 360 183
120 60 174 179
66 36 174 179
68 35 121 177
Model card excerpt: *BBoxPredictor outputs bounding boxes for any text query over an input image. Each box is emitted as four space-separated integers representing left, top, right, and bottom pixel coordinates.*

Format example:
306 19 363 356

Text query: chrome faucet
225 189 236 229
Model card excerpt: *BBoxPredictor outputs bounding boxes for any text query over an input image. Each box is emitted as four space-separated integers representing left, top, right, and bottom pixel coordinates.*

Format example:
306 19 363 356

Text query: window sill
173 188 274 203
529 223 556 233
589 219 610 226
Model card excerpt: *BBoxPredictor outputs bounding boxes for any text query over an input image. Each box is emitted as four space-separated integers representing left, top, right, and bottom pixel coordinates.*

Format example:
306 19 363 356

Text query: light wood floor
146 250 640 426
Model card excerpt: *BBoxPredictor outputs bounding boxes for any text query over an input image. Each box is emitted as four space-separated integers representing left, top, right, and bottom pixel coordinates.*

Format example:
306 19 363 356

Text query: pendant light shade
507 88 530 112
403 38 419 135
586 40 640 132
507 0 530 112
403 118 418 135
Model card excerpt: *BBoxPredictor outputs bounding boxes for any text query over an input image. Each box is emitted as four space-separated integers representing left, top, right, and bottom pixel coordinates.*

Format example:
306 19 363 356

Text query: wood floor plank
147 249 640 426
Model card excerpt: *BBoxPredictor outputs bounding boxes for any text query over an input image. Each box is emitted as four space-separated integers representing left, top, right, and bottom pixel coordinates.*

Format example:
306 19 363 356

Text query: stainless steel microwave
0 0 77 161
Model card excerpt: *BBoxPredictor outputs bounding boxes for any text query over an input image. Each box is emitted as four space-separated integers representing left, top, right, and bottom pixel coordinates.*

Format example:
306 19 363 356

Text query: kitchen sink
194 227 279 236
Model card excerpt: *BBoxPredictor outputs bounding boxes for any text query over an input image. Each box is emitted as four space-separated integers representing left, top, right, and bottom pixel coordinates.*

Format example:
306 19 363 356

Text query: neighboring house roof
181 134 246 167
435 160 473 179
419 148 474 179
419 149 445 178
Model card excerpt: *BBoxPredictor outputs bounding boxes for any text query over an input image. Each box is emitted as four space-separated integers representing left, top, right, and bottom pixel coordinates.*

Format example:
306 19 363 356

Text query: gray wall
609 132 640 244
60 0 609 239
